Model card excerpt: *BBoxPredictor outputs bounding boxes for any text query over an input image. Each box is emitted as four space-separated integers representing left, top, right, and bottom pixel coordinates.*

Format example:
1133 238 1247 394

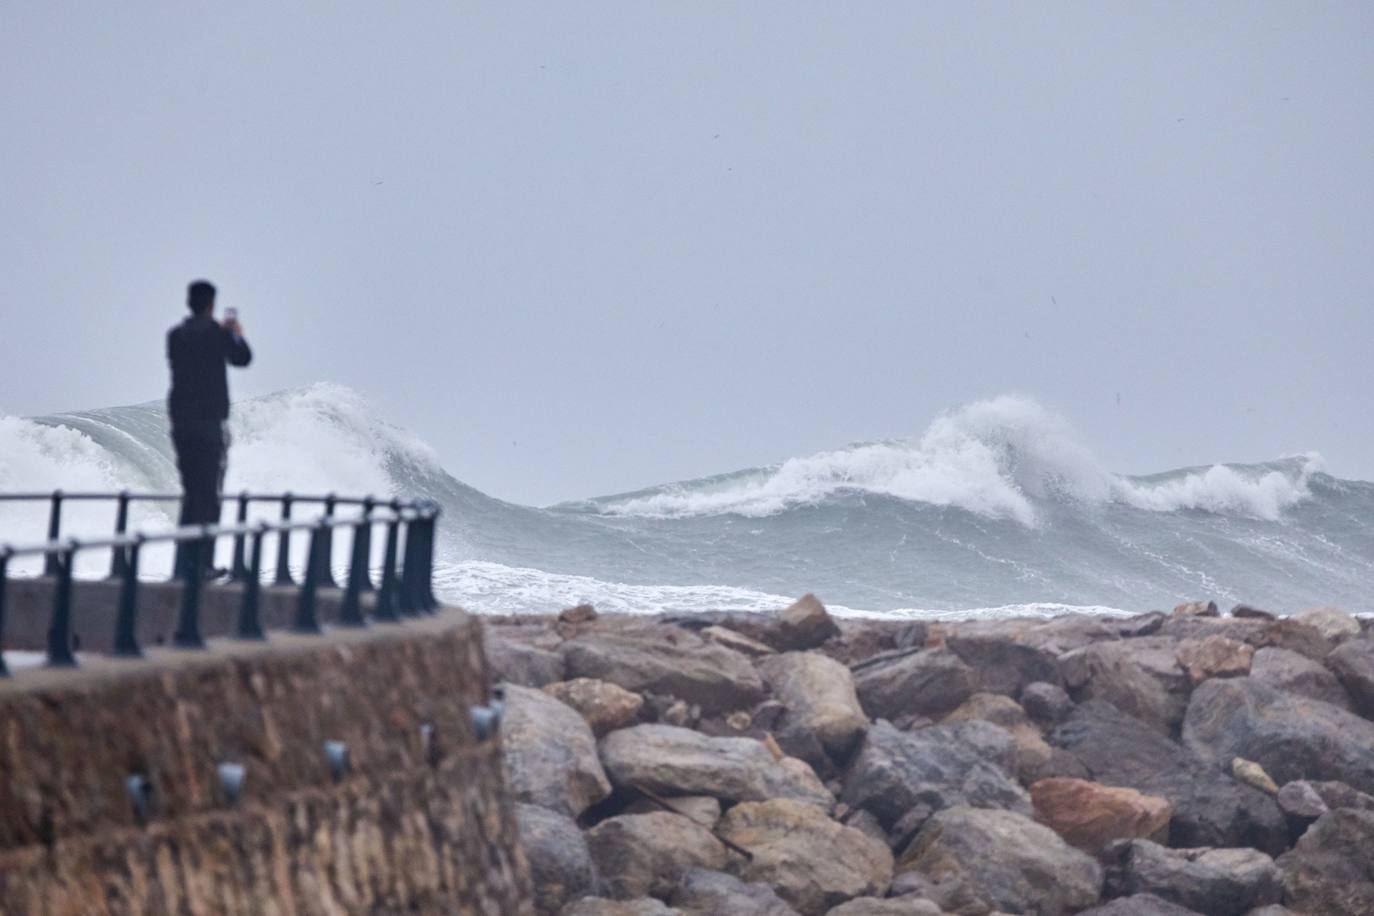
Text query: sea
2 383 1371 620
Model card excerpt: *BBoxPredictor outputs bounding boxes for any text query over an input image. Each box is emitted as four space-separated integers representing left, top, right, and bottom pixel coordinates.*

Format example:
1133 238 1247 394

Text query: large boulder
1328 638 1374 718
760 652 869 766
823 898 941 915
502 683 612 818
896 806 1103 916
1030 778 1171 854
839 721 1029 830
544 678 646 736
600 724 833 810
852 648 975 721
1077 895 1202 915
1048 699 1286 852
943 630 1062 696
941 693 1054 785
1255 618 1334 661
488 633 566 686
1248 647 1352 710
1295 606 1362 643
1103 840 1281 916
559 898 683 916
561 627 765 714
1174 635 1253 685
669 868 799 916
776 594 841 650
516 803 598 915
1182 677 1374 795
587 812 727 900
718 798 893 916
1276 809 1374 916
1059 637 1190 733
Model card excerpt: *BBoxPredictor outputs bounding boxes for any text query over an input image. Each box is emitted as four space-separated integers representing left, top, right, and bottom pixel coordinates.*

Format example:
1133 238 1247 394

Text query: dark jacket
167 315 252 427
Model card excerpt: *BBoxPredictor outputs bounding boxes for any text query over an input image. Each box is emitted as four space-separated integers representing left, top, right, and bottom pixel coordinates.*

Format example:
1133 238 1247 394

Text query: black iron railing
0 491 441 676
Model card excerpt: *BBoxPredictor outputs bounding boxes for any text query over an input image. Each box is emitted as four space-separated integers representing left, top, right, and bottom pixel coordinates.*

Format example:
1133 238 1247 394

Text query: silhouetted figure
167 280 251 577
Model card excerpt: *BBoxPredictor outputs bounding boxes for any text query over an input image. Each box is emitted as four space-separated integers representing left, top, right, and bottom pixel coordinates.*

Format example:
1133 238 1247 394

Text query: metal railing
0 490 441 676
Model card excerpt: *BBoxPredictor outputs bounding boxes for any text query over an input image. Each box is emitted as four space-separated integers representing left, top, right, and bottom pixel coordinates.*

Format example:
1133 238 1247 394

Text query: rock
897 806 1103 916
1029 777 1171 853
719 798 893 916
600 724 833 810
1182 677 1374 795
1295 606 1361 643
761 652 870 765
1173 600 1218 617
1078 895 1203 915
703 626 777 658
1232 604 1277 620
1256 618 1333 661
1276 809 1374 916
824 898 942 915
1049 699 1287 852
1117 612 1167 638
587 812 727 900
852 648 975 721
943 630 1062 696
822 620 928 668
839 721 1030 830
1245 907 1299 916
1307 779 1374 812
559 898 684 916
669 868 799 916
837 808 888 847
1175 635 1254 685
515 803 597 915
1277 780 1328 825
777 594 841 651
544 678 646 736
562 626 765 714
1249 647 1352 709
1059 637 1190 733
1021 681 1074 724
1328 638 1374 718
1103 840 1281 916
625 795 722 828
502 683 612 818
560 603 599 624
942 693 1053 785
488 635 566 687
1232 758 1279 795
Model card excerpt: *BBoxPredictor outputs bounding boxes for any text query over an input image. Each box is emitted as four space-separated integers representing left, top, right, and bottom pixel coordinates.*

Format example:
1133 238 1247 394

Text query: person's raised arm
222 317 253 367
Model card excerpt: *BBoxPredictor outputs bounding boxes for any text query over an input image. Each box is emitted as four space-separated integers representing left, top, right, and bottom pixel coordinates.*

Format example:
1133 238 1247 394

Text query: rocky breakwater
487 597 1374 915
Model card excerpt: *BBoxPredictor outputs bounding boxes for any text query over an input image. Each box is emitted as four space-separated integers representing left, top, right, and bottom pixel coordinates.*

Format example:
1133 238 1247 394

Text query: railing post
0 548 10 678
229 492 250 581
319 494 339 589
356 497 375 592
397 512 419 617
375 517 401 623
274 493 294 586
43 490 64 577
421 509 440 612
108 490 131 580
293 521 326 634
112 535 144 657
338 517 369 627
47 540 78 667
236 524 268 640
173 529 208 649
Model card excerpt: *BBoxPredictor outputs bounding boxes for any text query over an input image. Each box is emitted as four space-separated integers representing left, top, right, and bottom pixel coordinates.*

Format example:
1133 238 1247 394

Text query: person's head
187 280 217 315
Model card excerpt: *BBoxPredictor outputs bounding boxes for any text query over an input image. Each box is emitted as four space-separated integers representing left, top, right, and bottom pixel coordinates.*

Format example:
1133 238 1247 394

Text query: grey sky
2 2 1371 506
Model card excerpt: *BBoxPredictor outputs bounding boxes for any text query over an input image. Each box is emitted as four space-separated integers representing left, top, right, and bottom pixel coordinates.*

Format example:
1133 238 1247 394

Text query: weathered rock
1295 606 1362 643
1158 614 1270 645
840 721 1030 829
1029 778 1171 853
852 648 975 721
516 803 597 915
1327 638 1374 718
702 626 777 658
943 630 1062 696
1173 600 1218 617
560 603 599 625
719 798 893 916
897 806 1102 916
1307 779 1374 812
559 898 683 916
600 724 833 810
1231 758 1279 795
1077 895 1202 915
823 897 942 915
669 868 799 916
1249 647 1352 709
1021 681 1074 724
942 693 1053 785
1182 677 1374 795
1276 809 1374 916
488 635 566 687
1232 604 1277 620
1255 618 1333 661
761 652 870 765
1060 637 1190 733
1117 612 1167 638
837 808 888 847
1245 906 1300 916
1103 840 1281 916
1175 635 1253 685
562 627 765 714
544 678 646 736
502 683 612 818
1277 780 1328 822
625 795 722 828
1049 699 1287 852
822 620 928 668
777 595 841 651
587 812 727 900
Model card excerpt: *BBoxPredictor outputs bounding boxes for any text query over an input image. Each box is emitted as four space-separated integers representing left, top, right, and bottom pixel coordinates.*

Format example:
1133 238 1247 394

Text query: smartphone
224 307 239 322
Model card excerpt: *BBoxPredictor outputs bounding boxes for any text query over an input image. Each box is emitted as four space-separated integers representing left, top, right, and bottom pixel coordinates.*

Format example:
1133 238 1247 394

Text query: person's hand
223 317 243 337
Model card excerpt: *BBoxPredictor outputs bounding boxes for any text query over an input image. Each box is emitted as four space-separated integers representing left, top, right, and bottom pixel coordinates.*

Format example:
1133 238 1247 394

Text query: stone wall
0 606 533 915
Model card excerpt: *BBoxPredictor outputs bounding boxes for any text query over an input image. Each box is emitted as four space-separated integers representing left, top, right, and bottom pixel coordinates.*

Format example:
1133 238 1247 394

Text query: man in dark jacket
167 280 252 577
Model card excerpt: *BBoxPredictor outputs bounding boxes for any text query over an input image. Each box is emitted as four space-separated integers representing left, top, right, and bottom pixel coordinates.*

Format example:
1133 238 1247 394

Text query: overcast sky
2 2 1371 506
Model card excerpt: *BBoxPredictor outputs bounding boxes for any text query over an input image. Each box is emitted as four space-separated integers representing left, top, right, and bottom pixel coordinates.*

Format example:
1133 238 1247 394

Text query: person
167 280 252 578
